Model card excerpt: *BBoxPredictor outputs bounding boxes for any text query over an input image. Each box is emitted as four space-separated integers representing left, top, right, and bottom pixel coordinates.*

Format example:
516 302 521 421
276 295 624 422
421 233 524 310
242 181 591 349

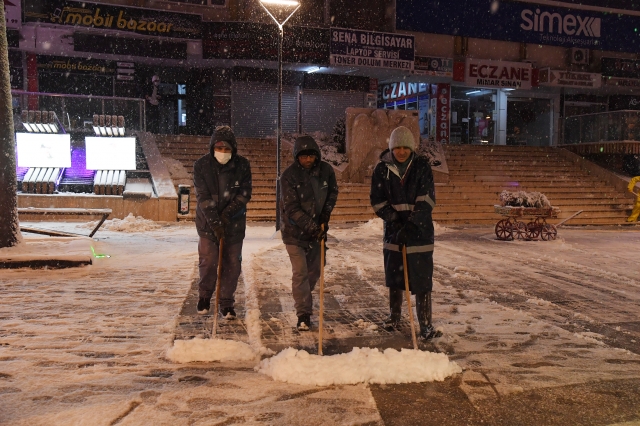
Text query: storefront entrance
507 98 553 146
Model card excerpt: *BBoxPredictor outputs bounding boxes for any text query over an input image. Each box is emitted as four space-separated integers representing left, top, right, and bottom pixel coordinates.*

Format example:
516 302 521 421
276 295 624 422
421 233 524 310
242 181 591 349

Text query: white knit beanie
389 126 415 152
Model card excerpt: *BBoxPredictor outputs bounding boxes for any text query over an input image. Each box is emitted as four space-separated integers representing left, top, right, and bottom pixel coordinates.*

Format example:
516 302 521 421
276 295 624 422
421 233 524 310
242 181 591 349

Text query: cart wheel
541 224 558 241
495 219 513 241
513 221 527 240
526 221 540 239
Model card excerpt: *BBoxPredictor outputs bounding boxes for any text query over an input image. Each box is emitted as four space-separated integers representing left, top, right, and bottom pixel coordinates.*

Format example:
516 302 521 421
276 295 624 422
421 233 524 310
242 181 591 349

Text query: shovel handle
212 238 224 338
402 245 419 350
318 224 325 356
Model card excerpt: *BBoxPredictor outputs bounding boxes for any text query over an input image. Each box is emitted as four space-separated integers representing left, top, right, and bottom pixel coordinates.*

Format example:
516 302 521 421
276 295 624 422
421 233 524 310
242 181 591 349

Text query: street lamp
259 0 300 231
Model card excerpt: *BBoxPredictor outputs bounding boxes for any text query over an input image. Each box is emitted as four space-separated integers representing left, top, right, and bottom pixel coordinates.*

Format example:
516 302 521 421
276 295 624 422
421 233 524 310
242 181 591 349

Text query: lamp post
259 0 300 231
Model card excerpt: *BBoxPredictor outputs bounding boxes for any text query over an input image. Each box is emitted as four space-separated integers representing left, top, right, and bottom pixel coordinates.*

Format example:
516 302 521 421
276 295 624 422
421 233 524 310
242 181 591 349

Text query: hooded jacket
369 149 436 293
280 136 339 247
193 134 252 244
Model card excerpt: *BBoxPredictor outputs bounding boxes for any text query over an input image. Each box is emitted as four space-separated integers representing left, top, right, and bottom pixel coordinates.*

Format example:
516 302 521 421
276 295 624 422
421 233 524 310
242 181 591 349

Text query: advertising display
604 77 640 89
601 57 640 79
330 28 414 71
434 84 450 144
396 0 640 53
4 0 21 29
16 133 71 168
37 55 116 75
378 82 428 103
413 57 453 77
465 59 532 90
23 0 202 39
202 23 329 65
85 137 137 170
538 69 601 88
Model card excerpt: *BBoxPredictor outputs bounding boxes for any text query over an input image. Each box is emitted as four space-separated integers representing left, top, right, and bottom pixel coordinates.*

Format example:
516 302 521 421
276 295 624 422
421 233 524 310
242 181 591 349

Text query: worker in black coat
369 126 438 340
280 135 339 331
193 126 252 318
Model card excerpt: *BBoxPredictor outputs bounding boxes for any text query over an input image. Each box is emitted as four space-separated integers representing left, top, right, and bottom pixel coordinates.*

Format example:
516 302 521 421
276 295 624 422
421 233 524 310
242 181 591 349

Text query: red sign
435 83 450 144
369 78 378 92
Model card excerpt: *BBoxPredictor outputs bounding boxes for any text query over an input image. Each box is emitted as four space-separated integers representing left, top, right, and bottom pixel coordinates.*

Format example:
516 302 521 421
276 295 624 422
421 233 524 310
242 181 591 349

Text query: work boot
196 297 211 315
382 288 404 331
416 291 441 340
297 314 311 331
220 307 236 320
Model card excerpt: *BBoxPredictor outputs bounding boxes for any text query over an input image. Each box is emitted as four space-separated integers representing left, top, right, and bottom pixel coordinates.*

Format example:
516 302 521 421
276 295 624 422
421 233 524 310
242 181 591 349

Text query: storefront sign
36 56 116 75
330 28 414 71
378 82 428 103
604 77 640 89
413 56 453 77
539 68 601 88
609 95 640 111
397 0 640 53
465 59 532 90
434 84 450 144
203 22 329 64
5 0 21 29
601 57 640 79
23 0 202 39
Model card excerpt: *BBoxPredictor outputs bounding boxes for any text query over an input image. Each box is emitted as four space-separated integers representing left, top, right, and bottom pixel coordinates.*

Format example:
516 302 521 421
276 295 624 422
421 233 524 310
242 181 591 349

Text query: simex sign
520 9 601 38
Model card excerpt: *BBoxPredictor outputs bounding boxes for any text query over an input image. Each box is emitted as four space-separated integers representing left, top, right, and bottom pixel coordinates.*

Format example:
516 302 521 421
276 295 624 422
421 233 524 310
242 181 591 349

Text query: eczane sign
465 59 532 90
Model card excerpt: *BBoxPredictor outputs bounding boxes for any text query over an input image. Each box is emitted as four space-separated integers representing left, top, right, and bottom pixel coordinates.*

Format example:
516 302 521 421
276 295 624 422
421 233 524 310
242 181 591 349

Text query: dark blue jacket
193 138 252 245
370 149 435 293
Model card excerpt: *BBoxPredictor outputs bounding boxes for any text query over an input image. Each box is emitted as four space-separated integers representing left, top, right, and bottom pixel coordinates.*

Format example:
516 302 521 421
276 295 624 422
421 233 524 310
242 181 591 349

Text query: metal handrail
11 90 147 132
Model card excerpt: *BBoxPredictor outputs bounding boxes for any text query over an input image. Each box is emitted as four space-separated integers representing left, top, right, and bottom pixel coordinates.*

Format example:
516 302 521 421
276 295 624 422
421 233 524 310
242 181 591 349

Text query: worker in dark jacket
193 126 252 318
370 126 439 340
281 135 339 331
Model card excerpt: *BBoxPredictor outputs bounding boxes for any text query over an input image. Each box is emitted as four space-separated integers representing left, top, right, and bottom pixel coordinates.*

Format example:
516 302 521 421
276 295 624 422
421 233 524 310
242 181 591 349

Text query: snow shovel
318 224 326 356
212 238 224 338
402 245 419 350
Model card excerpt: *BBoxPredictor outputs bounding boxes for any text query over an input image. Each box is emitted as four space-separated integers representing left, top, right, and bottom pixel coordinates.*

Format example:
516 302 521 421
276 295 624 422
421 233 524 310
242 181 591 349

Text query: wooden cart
494 205 561 241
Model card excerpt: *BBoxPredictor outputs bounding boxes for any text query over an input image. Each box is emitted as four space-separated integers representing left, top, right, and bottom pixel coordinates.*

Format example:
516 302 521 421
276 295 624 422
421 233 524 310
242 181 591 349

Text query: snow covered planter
256 347 462 386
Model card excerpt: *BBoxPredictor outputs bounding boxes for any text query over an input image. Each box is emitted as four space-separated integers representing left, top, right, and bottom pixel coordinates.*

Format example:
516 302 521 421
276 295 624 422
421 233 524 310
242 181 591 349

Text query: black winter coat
194 140 252 245
370 150 435 293
280 138 339 248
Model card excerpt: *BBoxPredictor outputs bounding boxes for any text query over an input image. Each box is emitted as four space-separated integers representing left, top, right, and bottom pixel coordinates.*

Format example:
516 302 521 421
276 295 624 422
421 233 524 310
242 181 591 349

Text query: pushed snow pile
167 338 257 363
84 213 161 233
257 347 462 386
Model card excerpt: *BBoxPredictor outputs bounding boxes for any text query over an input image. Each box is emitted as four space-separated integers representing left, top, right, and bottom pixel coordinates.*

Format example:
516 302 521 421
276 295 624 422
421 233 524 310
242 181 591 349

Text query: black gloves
310 224 327 242
213 224 225 241
396 221 420 245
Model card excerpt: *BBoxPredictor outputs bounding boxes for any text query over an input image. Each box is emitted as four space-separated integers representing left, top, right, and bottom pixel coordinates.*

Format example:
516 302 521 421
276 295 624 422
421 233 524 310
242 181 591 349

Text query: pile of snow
353 319 378 331
167 337 257 363
83 213 161 232
257 347 462 386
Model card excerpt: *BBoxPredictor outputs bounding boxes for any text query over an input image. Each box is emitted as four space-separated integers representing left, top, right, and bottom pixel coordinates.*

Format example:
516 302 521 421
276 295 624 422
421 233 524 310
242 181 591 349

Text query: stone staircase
154 135 376 222
436 145 633 225
155 137 633 225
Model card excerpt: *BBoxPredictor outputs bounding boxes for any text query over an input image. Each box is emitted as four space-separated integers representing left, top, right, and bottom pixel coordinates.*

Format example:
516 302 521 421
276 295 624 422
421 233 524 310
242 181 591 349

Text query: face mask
214 151 232 165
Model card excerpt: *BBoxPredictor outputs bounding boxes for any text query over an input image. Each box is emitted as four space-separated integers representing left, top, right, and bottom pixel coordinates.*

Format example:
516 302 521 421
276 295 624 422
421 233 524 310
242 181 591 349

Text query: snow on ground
1 218 640 424
81 213 162 232
166 338 257 363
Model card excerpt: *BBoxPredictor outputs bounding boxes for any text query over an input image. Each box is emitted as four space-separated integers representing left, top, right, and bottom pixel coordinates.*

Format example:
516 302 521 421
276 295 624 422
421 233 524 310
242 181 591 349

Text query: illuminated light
85 136 137 170
91 246 111 259
600 146 604 152
465 90 481 95
260 0 299 5
307 66 322 73
16 133 71 168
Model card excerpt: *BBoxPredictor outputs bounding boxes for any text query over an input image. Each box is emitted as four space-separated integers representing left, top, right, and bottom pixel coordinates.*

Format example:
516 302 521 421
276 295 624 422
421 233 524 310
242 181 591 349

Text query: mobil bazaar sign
465 59 532 90
330 28 414 71
23 0 202 39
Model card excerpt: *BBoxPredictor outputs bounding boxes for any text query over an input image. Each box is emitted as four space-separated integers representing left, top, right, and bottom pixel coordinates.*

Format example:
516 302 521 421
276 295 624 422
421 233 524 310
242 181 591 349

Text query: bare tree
0 5 20 248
